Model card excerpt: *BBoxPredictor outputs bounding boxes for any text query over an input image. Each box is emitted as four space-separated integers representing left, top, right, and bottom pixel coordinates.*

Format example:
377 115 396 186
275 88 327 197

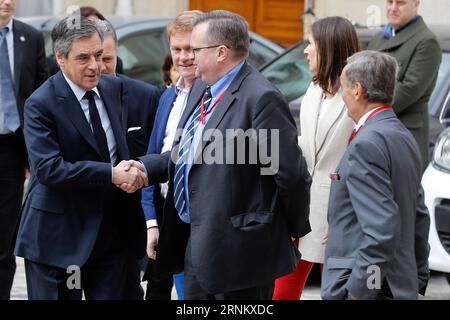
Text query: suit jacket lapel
176 80 206 135
98 78 129 161
156 87 177 149
55 72 102 157
200 63 251 156
13 19 25 98
376 17 426 51
303 85 322 168
315 93 346 157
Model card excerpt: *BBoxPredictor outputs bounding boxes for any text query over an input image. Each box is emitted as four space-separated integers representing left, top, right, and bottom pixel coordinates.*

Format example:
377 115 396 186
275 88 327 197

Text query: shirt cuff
146 219 158 229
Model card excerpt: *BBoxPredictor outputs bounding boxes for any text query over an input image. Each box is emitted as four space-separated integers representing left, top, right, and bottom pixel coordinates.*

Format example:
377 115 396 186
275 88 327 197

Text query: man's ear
55 51 65 69
217 45 228 62
354 82 364 101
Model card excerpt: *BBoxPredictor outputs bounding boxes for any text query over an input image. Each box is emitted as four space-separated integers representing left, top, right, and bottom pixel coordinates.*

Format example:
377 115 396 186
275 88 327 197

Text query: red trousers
273 259 323 300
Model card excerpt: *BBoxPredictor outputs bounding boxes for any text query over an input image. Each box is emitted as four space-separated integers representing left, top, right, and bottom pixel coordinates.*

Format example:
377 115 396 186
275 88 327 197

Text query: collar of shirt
208 60 245 100
175 77 190 95
382 15 420 39
354 106 386 131
4 17 13 31
62 73 101 102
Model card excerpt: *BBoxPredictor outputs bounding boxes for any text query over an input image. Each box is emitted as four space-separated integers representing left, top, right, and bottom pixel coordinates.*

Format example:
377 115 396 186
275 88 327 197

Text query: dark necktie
173 87 212 222
0 26 19 133
84 90 111 162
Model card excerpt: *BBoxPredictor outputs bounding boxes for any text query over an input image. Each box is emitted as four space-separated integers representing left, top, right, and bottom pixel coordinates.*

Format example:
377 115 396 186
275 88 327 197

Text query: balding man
368 0 441 169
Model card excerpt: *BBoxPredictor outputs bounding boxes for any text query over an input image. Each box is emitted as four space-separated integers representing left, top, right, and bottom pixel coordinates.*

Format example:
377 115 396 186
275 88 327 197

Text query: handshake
112 160 148 193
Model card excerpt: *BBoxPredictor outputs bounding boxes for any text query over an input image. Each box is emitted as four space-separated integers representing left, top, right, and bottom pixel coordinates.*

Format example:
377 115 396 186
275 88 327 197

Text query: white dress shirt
146 78 190 229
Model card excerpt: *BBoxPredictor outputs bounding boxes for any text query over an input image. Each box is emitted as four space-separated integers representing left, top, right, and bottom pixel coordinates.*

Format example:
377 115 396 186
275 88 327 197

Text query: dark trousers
143 257 174 300
0 133 26 300
25 256 129 300
25 189 137 300
124 257 145 300
183 237 274 300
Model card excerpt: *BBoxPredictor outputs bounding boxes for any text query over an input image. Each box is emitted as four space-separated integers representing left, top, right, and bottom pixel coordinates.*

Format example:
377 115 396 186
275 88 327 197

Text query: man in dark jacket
0 0 47 300
368 0 441 169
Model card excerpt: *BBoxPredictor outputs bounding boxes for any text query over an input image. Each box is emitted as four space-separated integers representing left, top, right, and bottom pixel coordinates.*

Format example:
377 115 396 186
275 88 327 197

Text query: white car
422 124 450 285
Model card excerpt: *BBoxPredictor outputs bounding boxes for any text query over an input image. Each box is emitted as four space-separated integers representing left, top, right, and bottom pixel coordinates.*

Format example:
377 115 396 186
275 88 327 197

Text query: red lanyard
350 105 391 143
201 91 226 125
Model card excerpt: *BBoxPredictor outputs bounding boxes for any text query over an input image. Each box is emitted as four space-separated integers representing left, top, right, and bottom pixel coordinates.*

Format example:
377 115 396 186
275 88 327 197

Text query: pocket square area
127 126 142 133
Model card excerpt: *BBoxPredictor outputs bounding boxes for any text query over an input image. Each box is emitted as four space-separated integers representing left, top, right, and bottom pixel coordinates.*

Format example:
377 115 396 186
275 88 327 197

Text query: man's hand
113 160 148 193
147 227 159 260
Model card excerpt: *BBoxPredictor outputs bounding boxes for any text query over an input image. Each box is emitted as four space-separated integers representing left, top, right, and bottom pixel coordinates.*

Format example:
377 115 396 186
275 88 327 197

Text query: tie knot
0 27 8 37
84 90 96 101
204 87 212 99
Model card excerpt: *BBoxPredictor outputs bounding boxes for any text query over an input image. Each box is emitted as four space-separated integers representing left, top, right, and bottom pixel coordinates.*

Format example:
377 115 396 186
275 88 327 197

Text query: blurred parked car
19 15 285 88
260 25 450 283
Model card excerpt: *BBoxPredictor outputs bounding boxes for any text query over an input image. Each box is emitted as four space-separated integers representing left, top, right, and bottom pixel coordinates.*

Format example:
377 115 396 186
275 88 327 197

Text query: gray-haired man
14 17 148 300
321 51 430 300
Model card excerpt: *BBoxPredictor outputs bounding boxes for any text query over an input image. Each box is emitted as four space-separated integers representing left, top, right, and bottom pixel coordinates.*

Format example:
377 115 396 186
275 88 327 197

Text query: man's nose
181 49 194 60
88 56 99 70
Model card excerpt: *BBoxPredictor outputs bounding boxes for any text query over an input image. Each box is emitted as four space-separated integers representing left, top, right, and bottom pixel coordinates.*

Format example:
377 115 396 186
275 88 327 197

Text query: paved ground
10 258 450 300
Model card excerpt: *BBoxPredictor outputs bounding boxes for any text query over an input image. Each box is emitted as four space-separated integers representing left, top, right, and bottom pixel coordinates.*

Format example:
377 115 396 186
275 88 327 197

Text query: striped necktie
173 87 212 222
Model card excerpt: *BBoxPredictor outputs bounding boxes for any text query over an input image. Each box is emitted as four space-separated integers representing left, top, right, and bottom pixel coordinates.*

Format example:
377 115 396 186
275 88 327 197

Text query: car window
247 39 279 68
261 41 312 102
118 28 169 88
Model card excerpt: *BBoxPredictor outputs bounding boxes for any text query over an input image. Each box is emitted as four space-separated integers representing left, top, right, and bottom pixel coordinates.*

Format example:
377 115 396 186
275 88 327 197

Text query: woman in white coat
273 16 360 300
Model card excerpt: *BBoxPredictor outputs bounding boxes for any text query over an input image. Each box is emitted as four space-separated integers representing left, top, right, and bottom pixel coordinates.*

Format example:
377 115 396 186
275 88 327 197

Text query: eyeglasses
191 44 229 56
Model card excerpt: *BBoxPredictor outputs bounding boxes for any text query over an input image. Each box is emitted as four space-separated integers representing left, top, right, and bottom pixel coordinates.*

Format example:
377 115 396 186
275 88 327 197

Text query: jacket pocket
327 257 355 269
230 211 274 231
30 194 64 214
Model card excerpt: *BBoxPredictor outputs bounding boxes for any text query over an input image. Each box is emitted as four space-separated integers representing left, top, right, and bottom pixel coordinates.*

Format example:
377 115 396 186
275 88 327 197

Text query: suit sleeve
415 184 431 295
141 100 164 222
139 151 171 185
25 98 113 188
344 139 399 299
393 36 441 115
253 90 311 238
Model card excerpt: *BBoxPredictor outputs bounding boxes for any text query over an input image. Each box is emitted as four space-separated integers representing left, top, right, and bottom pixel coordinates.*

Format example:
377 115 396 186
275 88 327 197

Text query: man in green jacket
368 0 441 170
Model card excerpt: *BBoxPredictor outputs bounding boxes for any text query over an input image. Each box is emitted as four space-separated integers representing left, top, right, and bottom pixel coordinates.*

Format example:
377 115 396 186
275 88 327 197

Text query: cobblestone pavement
11 257 450 300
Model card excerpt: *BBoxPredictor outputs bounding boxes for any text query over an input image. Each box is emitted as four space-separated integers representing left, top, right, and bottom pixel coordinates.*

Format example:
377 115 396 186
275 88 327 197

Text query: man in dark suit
97 20 160 159
0 0 47 300
321 51 430 300
140 11 201 300
368 0 441 169
14 17 148 300
126 10 311 300
97 19 160 299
